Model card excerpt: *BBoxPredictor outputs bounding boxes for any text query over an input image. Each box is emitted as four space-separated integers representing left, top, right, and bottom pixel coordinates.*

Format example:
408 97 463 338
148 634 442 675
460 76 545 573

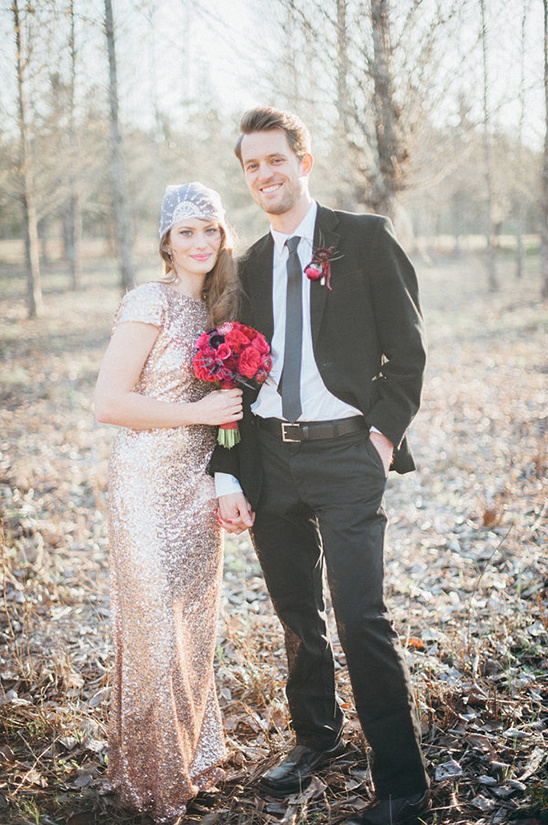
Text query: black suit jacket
210 205 427 509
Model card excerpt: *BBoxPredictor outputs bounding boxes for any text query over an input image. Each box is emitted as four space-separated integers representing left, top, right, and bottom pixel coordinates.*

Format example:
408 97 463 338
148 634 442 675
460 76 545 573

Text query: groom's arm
366 216 427 448
209 440 240 477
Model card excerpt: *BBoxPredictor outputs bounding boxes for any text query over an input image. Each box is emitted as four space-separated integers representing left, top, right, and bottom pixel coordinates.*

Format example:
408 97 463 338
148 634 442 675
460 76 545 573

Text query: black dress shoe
345 790 431 825
259 741 344 797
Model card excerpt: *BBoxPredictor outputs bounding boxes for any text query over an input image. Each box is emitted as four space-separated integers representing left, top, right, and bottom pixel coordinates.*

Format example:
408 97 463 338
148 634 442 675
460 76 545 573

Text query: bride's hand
191 388 243 426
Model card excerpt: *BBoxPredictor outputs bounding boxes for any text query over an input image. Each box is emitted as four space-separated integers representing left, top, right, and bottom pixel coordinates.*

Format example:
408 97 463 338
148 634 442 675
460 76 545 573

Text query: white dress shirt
252 202 361 421
215 201 375 497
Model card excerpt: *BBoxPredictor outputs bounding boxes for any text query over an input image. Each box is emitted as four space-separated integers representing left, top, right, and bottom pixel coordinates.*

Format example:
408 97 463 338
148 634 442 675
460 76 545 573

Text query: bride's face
167 218 222 278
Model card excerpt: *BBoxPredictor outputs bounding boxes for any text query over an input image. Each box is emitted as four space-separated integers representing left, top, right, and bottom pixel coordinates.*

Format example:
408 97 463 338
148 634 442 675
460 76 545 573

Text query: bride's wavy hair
158 223 240 326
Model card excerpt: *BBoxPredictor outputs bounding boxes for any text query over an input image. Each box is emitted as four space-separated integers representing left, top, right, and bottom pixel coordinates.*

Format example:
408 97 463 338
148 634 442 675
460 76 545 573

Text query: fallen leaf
435 759 463 781
471 794 496 812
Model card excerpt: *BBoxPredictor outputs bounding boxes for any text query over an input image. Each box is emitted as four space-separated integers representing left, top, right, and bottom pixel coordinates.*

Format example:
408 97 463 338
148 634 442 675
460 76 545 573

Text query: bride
94 182 242 822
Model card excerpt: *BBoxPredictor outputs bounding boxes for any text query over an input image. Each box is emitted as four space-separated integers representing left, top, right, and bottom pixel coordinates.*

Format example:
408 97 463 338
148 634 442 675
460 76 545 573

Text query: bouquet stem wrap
217 420 241 448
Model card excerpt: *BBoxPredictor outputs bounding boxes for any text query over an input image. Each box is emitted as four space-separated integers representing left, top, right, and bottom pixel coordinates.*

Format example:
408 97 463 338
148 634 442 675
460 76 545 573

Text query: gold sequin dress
106 282 225 823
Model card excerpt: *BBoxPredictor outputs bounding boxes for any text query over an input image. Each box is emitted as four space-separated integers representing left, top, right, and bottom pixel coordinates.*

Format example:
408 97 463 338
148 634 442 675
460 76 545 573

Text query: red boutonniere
304 245 341 291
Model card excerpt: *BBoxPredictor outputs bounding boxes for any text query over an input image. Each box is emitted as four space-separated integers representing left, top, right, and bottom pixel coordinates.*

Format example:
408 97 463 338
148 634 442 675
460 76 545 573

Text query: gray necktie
281 236 303 422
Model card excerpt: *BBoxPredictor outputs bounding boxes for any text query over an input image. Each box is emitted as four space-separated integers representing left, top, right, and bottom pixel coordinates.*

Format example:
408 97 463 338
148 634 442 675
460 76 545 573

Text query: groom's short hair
235 106 311 163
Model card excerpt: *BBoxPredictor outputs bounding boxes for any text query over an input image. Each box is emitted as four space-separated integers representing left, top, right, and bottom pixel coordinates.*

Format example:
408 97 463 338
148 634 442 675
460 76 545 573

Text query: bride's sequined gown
106 282 225 823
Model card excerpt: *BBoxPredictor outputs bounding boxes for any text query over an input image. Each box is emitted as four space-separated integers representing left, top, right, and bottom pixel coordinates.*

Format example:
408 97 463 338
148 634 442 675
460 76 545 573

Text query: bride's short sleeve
112 283 166 332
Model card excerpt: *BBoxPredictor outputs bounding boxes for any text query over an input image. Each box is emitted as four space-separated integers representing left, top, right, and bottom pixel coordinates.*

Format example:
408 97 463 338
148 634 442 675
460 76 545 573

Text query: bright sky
114 0 267 129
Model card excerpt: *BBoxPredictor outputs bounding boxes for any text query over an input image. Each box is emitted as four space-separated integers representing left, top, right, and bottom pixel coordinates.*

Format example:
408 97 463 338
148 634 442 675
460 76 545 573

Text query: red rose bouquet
193 322 272 447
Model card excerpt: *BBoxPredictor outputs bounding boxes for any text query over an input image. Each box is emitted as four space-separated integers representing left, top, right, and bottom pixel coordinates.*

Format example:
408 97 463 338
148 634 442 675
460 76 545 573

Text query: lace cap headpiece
159 182 225 238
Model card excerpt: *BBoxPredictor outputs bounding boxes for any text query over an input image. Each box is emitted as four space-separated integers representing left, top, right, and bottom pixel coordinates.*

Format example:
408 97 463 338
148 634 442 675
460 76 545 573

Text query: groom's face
240 129 311 217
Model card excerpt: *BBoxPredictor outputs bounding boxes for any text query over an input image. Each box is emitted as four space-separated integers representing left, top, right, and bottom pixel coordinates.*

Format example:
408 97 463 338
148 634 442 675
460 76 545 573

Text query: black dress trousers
249 425 429 798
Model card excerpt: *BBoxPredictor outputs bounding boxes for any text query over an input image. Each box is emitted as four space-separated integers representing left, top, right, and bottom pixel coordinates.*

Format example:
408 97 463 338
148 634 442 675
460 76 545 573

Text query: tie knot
286 236 300 253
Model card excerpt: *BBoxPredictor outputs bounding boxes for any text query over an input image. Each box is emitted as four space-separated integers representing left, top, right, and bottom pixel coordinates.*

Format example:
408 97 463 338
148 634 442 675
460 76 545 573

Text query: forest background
1 1 548 824
2 0 548 306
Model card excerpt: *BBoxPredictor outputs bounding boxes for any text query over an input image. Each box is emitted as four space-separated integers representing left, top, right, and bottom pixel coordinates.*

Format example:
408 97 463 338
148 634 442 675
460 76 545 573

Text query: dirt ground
0 251 547 824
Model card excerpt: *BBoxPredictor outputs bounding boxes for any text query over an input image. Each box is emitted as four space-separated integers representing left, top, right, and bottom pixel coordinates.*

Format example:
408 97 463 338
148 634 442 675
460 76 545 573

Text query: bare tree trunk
104 0 135 293
146 15 165 207
336 0 348 129
67 0 83 290
480 0 498 292
38 218 49 266
334 0 359 211
542 0 548 299
515 0 529 280
12 0 43 318
369 0 407 223
515 209 524 280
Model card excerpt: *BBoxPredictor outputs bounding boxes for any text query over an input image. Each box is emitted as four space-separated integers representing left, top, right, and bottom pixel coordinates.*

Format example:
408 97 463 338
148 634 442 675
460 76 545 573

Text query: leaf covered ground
0 252 547 825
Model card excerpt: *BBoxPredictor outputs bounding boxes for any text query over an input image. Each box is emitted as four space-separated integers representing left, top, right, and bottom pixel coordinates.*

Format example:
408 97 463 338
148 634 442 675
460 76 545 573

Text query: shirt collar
270 201 318 256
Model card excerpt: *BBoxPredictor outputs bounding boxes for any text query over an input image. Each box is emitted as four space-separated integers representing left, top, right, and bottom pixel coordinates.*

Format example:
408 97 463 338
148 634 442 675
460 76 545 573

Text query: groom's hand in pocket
369 430 394 476
217 493 255 534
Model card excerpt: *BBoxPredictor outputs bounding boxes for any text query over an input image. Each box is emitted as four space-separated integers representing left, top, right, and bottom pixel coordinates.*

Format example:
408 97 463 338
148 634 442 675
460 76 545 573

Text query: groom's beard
252 178 305 217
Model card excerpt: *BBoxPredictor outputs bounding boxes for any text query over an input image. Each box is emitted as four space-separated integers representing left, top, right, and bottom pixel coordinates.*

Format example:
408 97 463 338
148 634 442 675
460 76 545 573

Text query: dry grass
0 250 547 824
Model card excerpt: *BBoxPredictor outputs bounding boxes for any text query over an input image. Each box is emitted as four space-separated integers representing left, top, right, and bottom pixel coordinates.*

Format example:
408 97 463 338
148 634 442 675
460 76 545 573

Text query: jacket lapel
243 205 341 348
310 205 341 346
243 234 275 342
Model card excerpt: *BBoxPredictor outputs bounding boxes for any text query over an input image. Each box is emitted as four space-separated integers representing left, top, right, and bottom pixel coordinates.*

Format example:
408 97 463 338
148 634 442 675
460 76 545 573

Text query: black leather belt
258 416 366 443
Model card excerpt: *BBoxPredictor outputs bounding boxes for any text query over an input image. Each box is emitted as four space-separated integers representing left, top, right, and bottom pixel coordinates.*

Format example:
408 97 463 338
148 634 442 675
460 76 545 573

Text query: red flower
196 331 211 347
192 354 213 381
305 265 322 281
226 328 251 344
255 354 272 383
239 346 262 378
215 343 232 361
251 334 270 354
223 355 239 373
217 367 236 384
225 328 251 352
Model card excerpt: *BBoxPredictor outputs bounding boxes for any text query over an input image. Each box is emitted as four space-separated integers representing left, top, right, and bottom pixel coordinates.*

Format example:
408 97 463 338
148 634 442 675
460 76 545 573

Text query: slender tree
335 0 351 206
66 0 83 290
368 0 408 222
333 0 366 211
515 0 530 280
335 0 348 124
12 0 43 318
542 0 548 299
104 0 135 292
480 0 499 291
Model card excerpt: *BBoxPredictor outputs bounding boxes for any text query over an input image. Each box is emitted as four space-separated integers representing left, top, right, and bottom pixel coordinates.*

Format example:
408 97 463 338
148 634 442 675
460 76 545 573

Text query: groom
212 106 430 825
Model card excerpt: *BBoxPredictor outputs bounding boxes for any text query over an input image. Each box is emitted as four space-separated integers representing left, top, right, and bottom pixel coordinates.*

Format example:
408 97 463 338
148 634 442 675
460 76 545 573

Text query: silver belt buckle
281 422 300 442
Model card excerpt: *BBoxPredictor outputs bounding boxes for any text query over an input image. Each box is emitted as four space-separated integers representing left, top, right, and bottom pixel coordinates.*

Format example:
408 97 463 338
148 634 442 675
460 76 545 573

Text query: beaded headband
159 182 225 238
